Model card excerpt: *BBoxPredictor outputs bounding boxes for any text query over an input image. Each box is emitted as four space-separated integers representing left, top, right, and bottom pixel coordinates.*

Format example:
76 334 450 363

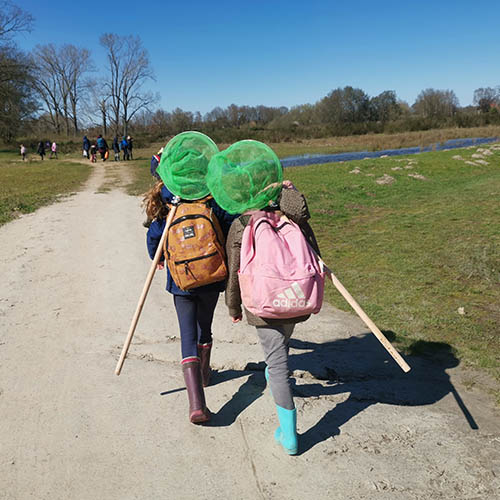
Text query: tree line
133 86 500 144
2 1 500 144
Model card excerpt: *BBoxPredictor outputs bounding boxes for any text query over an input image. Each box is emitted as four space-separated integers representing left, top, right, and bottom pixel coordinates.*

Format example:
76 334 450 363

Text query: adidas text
273 282 309 309
272 297 310 309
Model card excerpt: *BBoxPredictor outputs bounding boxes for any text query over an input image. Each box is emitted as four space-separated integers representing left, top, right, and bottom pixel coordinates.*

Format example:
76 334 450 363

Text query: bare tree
100 33 157 135
85 78 110 135
59 45 93 133
0 1 33 41
31 44 63 133
31 43 93 135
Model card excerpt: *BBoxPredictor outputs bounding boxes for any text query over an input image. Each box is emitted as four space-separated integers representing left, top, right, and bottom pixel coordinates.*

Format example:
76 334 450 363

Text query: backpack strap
250 209 289 234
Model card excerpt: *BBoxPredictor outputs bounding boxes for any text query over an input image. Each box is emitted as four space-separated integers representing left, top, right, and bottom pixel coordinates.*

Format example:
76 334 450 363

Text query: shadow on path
160 332 477 450
287 333 478 454
208 370 265 427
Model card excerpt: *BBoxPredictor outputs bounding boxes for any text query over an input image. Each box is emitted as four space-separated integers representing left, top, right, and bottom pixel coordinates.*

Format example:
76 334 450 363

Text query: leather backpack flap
164 201 228 290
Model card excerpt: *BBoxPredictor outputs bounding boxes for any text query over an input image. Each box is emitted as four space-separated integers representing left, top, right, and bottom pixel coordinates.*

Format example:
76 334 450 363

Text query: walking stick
319 259 411 373
115 202 179 375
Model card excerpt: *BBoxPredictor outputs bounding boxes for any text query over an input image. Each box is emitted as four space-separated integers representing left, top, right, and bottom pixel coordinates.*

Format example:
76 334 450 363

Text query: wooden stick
279 212 409 372
320 259 411 373
115 205 178 375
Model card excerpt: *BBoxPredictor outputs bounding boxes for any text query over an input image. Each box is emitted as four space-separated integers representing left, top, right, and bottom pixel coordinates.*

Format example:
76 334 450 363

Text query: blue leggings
173 292 220 359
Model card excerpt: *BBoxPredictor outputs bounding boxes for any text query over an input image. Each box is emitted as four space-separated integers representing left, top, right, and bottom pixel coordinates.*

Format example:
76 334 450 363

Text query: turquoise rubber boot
274 405 298 455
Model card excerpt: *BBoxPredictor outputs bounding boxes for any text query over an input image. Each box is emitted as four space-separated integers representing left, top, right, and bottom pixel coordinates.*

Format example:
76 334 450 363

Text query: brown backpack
163 197 228 290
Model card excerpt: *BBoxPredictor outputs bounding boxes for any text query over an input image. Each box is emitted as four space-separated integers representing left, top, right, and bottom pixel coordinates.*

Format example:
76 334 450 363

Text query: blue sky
16 0 500 114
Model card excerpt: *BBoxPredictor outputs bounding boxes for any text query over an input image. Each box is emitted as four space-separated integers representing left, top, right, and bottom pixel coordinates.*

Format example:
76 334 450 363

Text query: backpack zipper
174 251 219 266
175 251 221 277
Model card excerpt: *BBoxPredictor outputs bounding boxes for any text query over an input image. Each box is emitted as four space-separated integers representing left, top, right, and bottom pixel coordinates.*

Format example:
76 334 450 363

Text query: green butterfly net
156 131 219 200
207 140 283 214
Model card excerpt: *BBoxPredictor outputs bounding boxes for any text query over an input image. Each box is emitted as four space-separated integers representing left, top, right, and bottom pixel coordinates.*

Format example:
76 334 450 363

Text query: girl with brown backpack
144 132 236 424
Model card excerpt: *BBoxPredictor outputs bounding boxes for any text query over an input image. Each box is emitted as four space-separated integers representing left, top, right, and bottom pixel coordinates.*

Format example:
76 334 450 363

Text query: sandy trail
0 163 499 500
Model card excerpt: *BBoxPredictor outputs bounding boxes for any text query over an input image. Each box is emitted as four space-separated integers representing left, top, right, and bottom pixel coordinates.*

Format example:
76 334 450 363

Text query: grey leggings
256 324 295 410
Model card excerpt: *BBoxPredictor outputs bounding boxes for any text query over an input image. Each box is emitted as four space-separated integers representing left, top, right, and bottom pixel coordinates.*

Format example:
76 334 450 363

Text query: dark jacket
150 153 161 179
225 187 320 327
146 185 237 296
83 136 90 150
112 137 120 153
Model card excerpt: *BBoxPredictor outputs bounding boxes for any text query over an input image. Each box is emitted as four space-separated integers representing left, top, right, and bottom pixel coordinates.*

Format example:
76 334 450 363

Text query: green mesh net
156 131 219 200
206 140 283 214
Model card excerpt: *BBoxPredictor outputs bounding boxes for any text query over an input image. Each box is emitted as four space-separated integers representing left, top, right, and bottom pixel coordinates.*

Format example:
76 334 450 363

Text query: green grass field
0 155 92 225
286 147 499 389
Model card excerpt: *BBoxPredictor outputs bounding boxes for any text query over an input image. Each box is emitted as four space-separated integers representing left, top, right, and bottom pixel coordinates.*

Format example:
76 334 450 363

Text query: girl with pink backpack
207 140 324 455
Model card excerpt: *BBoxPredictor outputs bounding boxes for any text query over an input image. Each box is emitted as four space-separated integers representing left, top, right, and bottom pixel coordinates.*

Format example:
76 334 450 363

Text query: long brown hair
143 181 169 220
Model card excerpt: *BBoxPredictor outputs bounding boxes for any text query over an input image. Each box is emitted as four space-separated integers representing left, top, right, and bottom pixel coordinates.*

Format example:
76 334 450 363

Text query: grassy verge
285 145 499 393
0 156 92 226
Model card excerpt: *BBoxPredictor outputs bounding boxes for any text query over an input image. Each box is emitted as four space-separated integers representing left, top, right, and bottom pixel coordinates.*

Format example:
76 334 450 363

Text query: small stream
280 136 499 168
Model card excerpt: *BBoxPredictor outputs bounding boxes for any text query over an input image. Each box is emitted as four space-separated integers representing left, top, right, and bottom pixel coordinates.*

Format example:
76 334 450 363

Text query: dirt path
1 164 499 500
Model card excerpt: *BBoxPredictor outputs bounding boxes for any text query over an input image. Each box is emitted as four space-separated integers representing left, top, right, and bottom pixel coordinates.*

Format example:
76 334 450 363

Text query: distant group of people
19 135 135 163
83 134 133 163
20 141 58 161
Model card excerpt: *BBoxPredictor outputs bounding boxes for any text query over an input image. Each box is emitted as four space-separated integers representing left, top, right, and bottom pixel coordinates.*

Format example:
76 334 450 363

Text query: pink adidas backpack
238 210 325 319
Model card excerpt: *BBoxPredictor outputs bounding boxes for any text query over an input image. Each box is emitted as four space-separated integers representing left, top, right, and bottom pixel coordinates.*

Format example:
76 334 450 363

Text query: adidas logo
273 282 310 309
